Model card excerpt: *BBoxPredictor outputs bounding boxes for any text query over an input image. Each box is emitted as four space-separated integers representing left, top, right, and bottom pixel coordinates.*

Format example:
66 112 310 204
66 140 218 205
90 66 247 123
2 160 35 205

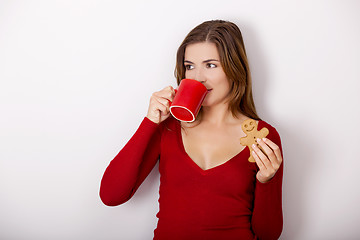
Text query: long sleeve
99 117 161 206
251 126 284 240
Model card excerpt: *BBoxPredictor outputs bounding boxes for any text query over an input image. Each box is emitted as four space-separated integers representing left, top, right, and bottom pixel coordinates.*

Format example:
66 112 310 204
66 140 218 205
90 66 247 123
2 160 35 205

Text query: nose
192 69 206 84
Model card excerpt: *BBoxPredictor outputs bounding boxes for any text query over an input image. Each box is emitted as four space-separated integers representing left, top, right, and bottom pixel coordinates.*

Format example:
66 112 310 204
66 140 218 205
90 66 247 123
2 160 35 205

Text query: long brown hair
174 20 260 120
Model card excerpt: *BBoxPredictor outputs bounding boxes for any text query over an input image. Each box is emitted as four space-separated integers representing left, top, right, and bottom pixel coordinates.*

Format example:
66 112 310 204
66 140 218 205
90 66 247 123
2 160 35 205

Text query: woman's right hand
146 86 176 124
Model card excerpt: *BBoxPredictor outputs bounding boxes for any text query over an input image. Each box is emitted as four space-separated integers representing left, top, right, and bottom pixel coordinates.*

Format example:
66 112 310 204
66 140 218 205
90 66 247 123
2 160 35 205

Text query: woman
100 20 283 240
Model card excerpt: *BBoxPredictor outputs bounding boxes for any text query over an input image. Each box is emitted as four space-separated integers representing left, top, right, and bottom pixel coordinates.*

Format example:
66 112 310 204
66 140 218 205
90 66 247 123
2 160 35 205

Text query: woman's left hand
252 138 283 183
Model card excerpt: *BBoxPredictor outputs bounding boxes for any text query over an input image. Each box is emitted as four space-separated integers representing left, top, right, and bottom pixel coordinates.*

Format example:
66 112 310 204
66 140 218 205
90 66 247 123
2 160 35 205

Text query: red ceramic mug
170 79 208 122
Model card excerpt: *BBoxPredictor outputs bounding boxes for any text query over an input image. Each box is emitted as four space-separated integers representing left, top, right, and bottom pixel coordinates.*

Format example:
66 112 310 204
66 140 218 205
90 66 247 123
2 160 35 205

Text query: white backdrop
1 0 360 239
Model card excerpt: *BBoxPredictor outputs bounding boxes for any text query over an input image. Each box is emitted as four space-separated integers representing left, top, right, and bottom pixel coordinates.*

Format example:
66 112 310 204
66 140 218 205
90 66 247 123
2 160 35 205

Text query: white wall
1 0 359 239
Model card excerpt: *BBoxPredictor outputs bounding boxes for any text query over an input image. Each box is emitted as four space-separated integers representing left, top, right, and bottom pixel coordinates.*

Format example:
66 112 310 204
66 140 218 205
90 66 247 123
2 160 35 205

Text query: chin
202 96 229 108
201 101 218 108
201 98 212 107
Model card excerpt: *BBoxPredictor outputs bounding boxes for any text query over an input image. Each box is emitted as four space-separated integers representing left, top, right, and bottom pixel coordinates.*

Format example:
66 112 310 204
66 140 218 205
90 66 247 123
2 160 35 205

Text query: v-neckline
175 120 254 174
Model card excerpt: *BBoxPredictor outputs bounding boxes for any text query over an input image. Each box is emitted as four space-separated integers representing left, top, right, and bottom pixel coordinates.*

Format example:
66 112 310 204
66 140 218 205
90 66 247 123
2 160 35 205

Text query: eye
185 64 194 70
244 124 248 128
206 63 216 68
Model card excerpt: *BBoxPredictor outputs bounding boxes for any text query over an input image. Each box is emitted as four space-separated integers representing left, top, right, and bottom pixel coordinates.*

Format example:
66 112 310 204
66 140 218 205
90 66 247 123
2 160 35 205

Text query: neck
201 103 242 126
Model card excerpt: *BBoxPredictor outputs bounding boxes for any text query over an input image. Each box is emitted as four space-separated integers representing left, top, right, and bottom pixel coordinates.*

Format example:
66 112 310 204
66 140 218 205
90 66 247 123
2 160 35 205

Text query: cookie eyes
244 122 254 129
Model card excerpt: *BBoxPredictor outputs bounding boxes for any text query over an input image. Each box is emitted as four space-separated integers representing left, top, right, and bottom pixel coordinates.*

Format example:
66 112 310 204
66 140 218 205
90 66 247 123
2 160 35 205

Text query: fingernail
262 138 266 141
257 138 261 143
252 144 256 148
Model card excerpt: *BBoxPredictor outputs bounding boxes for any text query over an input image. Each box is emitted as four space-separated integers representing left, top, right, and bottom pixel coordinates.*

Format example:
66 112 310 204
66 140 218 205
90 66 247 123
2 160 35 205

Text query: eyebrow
184 59 220 64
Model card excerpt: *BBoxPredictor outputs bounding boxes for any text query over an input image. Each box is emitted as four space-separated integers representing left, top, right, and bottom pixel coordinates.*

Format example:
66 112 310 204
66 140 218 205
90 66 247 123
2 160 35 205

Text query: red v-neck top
100 117 283 240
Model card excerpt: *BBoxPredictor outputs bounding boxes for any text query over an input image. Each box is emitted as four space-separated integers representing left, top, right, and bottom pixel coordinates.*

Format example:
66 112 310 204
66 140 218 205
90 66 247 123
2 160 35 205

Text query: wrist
145 115 159 125
256 172 274 183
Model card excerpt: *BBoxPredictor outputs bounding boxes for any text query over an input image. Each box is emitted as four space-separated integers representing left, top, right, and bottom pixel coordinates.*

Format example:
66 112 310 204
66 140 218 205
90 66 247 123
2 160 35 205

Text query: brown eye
185 65 194 70
245 124 248 128
206 63 216 68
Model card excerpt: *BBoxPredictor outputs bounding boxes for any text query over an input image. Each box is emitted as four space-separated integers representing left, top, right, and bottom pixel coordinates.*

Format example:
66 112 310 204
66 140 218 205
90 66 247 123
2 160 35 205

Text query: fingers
152 86 176 110
252 150 266 170
146 86 176 124
252 137 282 183
256 138 282 167
153 97 170 115
252 143 272 170
154 86 176 102
263 138 282 163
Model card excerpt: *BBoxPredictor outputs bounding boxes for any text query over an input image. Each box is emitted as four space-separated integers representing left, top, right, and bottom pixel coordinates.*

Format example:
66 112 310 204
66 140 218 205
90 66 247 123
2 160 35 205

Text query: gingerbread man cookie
240 119 269 163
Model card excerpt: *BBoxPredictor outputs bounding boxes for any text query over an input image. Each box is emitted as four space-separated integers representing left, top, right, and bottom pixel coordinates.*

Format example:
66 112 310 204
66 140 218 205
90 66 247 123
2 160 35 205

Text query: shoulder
258 120 282 148
258 119 279 133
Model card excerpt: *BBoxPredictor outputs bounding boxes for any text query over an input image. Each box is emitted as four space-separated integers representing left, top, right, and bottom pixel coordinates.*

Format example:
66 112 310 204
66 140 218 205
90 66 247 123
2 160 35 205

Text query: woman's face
184 42 231 107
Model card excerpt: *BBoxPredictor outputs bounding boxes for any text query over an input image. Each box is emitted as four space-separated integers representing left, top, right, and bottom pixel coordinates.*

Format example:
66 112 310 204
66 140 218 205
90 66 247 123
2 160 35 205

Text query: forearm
99 117 160 206
251 163 283 239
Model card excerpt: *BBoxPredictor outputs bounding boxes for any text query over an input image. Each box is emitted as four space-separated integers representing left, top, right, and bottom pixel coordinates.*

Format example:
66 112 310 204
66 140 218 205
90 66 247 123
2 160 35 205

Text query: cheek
215 77 231 92
212 70 229 84
184 70 192 79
